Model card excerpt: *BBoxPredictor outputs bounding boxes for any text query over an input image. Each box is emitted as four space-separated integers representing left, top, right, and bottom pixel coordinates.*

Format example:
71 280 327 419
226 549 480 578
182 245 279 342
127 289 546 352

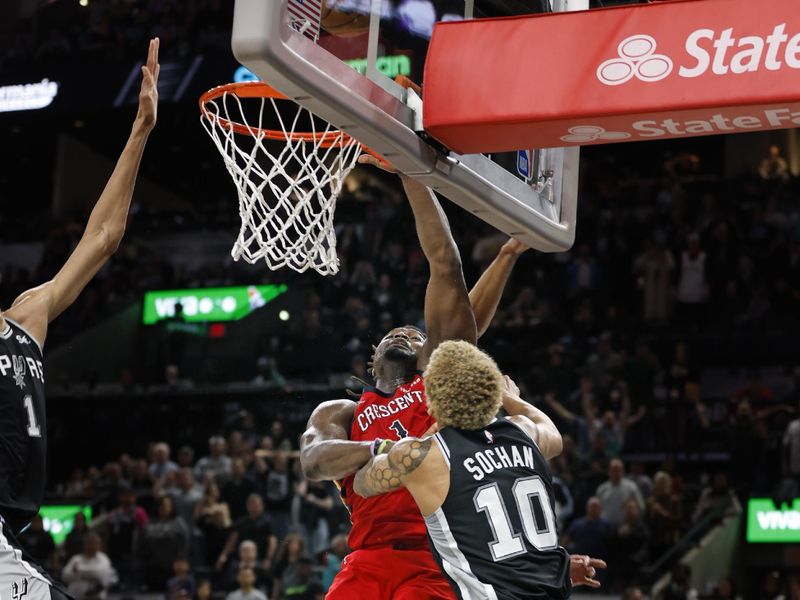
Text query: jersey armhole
503 416 542 454
432 432 451 470
4 318 44 355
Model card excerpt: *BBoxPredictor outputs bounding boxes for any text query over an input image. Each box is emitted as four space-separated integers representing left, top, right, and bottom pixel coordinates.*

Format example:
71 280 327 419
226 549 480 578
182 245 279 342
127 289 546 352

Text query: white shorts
0 521 68 600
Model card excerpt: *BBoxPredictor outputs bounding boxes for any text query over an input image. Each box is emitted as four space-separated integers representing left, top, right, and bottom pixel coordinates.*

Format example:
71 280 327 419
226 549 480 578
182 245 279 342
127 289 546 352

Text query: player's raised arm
501 375 563 460
470 238 529 337
359 156 476 365
404 174 477 363
4 39 160 346
300 399 374 481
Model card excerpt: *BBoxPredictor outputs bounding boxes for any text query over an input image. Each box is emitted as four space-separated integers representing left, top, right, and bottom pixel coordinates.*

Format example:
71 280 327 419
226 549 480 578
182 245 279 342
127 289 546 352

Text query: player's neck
375 367 415 394
0 313 5 331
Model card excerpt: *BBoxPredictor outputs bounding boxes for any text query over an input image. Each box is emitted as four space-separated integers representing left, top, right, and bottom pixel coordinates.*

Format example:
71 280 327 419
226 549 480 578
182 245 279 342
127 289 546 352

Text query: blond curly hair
424 341 503 430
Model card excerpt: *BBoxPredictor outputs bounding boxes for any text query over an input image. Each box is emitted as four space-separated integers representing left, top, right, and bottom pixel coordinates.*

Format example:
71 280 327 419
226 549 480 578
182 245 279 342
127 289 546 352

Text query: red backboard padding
423 0 800 153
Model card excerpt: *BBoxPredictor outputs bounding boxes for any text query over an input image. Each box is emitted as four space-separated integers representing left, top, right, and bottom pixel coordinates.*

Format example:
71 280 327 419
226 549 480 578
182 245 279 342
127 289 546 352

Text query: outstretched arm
5 39 160 346
353 436 433 498
470 239 528 337
401 174 476 365
359 156 476 366
300 400 372 481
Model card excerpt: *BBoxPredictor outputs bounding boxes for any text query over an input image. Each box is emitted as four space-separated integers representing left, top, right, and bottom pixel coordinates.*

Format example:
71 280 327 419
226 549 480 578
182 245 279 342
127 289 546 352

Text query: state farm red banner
423 0 800 153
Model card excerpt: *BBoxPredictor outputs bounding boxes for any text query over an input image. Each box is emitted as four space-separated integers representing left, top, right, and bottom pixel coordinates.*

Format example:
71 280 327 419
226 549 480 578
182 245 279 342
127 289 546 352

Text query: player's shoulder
307 399 357 428
4 284 52 350
503 414 539 441
312 399 358 415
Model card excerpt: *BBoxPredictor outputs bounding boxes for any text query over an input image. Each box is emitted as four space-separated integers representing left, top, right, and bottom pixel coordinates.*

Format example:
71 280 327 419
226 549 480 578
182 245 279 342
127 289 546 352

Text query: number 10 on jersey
474 476 558 561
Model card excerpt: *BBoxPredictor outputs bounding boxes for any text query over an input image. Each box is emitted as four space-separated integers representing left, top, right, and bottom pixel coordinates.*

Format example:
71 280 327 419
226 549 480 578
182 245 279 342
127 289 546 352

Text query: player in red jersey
300 156 536 599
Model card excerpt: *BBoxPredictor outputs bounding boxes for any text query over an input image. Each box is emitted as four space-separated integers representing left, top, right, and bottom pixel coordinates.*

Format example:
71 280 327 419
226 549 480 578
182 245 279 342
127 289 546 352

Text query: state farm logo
597 35 673 86
597 24 800 87
561 125 631 144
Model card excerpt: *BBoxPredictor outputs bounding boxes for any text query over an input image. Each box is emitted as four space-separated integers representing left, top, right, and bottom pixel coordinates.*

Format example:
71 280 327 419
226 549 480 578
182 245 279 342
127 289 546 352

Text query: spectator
101 484 148 589
168 468 204 530
166 557 196 600
584 333 621 389
62 532 118 600
759 571 784 600
692 473 742 523
628 462 654 500
270 533 307 600
196 579 213 600
675 233 709 331
269 421 293 451
216 494 277 573
130 459 153 495
708 578 741 600
784 412 800 486
279 556 324 600
222 458 260 521
292 478 333 556
227 540 271 593
561 497 614 563
648 471 683 560
661 564 698 600
252 356 289 390
150 442 179 483
64 511 90 561
139 495 190 590
177 446 196 469
225 567 268 600
613 499 650 584
758 145 790 182
552 476 575 525
595 459 645 527
195 436 233 483
19 514 57 573
320 534 349 592
263 452 293 533
194 481 232 567
633 237 674 323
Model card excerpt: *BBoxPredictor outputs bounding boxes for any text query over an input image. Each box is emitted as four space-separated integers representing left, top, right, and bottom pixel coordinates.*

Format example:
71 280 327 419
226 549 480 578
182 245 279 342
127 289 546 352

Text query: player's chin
383 347 417 362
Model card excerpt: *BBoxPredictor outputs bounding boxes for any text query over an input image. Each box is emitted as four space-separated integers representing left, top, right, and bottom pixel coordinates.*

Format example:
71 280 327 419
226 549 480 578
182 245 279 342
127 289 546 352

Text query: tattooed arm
353 437 433 498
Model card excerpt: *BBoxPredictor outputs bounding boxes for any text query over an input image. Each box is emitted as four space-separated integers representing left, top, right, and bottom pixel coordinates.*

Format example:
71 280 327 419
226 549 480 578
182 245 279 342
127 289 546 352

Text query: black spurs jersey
427 418 571 600
0 318 46 535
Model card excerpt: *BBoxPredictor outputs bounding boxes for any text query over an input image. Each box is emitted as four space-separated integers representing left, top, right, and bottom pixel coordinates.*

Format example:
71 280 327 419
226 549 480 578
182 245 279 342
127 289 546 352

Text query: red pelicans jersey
338 373 434 550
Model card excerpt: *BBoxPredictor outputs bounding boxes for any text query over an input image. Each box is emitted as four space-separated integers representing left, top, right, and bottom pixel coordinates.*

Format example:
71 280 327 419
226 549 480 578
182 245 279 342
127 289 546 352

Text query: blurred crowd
2 2 800 596
22 397 800 599
25 425 342 600
1 0 232 68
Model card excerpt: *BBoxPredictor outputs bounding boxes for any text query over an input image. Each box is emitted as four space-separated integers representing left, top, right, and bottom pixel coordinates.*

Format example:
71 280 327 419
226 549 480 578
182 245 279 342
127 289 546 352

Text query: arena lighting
279 310 291 321
0 79 59 113
39 505 92 545
746 498 800 543
141 285 287 325
234 54 411 83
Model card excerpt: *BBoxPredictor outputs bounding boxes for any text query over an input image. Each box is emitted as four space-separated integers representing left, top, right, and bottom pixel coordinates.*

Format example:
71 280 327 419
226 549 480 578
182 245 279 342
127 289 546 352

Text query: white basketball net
200 89 363 275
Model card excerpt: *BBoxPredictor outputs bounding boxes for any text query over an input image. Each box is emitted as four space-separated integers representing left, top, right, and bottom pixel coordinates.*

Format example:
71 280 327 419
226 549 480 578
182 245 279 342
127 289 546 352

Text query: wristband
370 438 391 457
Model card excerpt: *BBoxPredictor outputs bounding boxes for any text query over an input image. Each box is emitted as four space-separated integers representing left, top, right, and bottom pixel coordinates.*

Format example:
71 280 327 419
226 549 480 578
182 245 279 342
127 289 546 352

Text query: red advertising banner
423 0 800 153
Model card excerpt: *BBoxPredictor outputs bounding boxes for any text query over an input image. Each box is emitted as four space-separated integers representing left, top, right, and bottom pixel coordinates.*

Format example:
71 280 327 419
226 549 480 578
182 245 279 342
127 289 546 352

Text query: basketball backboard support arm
230 1 584 252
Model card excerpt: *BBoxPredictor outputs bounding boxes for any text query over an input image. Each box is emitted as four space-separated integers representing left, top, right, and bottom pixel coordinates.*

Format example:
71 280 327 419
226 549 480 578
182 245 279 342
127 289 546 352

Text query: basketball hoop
199 81 386 276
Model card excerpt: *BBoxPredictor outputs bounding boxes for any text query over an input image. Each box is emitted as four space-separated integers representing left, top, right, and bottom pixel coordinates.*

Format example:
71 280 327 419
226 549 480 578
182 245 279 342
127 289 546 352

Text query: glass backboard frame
230 0 583 252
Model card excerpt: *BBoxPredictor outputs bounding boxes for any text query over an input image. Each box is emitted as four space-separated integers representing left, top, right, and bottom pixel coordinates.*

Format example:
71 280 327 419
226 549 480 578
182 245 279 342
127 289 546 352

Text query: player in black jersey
354 341 606 599
0 39 160 600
